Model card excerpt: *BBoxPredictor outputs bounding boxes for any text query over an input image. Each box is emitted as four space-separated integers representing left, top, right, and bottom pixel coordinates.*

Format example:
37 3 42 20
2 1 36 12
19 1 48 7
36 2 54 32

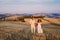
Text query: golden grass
0 19 60 40
44 18 60 24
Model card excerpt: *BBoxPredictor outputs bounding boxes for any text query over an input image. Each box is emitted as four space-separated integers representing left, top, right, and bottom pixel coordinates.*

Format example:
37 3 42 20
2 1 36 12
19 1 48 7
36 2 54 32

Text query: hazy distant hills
0 14 7 18
0 13 60 18
31 13 60 18
46 13 60 18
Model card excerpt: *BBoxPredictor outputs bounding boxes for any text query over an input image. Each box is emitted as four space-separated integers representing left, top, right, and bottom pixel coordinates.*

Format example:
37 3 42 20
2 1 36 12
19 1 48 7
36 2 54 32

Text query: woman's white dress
37 23 43 33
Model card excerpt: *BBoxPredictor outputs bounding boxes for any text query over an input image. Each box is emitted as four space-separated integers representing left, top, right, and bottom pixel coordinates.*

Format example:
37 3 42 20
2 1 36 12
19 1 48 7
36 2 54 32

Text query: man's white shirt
30 19 35 27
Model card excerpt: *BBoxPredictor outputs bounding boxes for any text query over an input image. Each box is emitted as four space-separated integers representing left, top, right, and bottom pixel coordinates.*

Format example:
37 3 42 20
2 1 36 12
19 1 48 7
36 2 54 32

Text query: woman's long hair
37 19 42 22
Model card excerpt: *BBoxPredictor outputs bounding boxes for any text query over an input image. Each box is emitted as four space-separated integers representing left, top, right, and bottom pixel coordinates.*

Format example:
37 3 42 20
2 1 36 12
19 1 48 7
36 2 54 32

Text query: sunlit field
0 18 60 40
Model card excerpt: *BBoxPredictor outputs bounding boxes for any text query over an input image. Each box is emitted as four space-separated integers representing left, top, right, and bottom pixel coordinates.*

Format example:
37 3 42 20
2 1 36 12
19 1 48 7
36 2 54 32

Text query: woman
37 19 43 34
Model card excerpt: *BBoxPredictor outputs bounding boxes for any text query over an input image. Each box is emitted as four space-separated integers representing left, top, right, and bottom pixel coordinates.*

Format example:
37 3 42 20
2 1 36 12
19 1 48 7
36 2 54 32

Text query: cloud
25 0 54 2
0 5 60 13
0 0 54 3
0 0 56 6
0 0 13 4
0 0 12 2
0 0 60 13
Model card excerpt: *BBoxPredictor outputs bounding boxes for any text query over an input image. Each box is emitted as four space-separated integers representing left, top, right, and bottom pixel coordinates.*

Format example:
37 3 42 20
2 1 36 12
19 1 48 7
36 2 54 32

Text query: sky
0 0 60 14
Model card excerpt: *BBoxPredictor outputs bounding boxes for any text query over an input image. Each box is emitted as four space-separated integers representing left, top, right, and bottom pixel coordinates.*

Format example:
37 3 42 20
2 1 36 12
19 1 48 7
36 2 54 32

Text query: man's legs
31 26 35 33
33 26 35 33
31 26 33 33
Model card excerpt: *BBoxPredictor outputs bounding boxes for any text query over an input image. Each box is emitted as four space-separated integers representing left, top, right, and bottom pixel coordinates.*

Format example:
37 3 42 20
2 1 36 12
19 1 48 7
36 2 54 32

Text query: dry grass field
0 18 60 40
44 18 60 24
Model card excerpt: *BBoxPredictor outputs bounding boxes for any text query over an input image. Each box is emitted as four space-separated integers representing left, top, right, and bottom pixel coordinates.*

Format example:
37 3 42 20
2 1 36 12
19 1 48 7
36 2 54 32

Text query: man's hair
31 16 34 18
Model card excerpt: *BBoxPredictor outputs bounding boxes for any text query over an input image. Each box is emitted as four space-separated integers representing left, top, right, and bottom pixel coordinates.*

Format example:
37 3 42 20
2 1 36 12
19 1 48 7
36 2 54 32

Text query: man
30 16 36 33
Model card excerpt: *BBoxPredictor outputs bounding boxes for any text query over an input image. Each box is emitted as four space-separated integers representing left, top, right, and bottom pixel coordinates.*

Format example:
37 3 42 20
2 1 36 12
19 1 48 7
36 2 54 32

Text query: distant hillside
0 14 7 18
46 13 60 18
22 13 60 18
30 13 60 18
0 13 60 18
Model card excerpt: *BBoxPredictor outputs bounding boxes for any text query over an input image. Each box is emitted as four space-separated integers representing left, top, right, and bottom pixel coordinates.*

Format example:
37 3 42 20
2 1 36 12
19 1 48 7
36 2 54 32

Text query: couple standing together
30 16 43 34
